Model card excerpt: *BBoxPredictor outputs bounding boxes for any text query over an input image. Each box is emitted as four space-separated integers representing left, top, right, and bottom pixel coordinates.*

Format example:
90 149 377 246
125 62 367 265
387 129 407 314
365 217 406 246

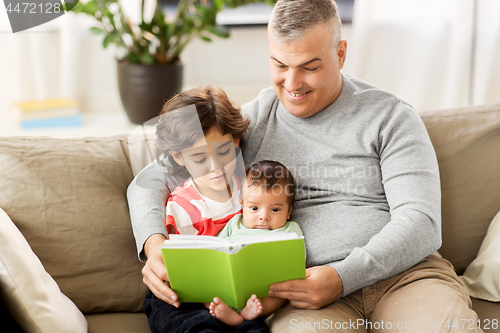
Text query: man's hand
142 234 181 307
268 266 343 310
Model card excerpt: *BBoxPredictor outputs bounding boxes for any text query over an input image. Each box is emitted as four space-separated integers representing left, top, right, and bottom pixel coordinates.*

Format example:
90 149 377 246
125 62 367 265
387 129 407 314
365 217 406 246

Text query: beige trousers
268 255 483 332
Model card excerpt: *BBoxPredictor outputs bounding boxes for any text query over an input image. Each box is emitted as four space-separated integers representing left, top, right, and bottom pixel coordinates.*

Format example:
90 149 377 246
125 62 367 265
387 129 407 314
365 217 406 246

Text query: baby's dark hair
245 160 296 208
155 85 249 179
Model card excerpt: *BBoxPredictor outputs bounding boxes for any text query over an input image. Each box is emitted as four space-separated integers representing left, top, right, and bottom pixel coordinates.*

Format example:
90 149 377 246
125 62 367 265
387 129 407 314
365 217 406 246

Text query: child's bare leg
209 295 287 325
250 296 287 318
239 294 263 320
240 295 286 320
209 297 244 326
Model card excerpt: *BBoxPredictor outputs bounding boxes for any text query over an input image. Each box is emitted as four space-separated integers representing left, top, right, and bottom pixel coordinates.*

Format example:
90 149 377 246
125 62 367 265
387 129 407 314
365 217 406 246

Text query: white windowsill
0 111 153 139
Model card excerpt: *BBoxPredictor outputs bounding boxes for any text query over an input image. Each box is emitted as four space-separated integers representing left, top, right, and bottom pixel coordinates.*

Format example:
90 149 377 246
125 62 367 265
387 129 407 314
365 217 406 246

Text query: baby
208 160 303 326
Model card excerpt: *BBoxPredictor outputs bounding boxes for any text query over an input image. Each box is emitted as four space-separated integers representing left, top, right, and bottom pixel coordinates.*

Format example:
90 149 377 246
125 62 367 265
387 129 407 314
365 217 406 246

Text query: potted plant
70 0 276 124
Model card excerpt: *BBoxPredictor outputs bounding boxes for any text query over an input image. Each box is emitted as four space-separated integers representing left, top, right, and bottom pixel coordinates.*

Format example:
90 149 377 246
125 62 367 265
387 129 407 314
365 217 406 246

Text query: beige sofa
0 103 499 333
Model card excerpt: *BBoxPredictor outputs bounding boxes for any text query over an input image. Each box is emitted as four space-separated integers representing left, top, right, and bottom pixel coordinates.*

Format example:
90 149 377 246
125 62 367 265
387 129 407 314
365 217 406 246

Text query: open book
161 233 306 309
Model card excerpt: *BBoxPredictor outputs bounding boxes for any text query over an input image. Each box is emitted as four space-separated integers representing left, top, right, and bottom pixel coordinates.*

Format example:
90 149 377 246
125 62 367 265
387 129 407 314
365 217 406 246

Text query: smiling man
269 24 345 119
127 0 482 332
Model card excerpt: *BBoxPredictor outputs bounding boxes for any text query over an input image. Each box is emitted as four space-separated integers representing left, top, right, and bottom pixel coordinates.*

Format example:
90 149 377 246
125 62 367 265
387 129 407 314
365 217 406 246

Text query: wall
0 13 352 118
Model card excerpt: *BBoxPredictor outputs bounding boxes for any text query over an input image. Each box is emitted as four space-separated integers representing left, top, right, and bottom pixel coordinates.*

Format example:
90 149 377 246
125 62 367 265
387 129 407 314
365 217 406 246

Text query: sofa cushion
471 298 500 333
85 312 151 333
460 210 500 302
0 207 87 333
0 136 149 314
420 104 500 274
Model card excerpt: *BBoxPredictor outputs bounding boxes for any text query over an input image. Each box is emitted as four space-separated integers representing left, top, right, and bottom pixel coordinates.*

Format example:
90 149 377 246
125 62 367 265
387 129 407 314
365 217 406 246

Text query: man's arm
127 160 181 306
329 101 441 296
141 233 181 307
127 160 169 261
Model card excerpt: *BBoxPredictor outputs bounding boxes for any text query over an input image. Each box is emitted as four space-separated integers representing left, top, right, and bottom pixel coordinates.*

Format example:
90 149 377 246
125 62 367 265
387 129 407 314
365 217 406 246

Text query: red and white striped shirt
166 176 242 236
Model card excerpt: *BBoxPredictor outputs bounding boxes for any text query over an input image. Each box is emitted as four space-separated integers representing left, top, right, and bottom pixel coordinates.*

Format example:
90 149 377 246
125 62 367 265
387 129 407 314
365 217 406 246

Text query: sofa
0 102 499 333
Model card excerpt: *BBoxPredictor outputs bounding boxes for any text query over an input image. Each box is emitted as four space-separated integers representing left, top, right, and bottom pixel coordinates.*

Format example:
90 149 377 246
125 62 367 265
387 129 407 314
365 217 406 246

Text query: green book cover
161 233 306 309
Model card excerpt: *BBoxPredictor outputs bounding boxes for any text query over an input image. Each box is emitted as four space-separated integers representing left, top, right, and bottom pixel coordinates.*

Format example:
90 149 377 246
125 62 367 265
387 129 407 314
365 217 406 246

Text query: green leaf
63 0 80 12
209 25 230 38
213 0 224 11
139 22 153 33
102 32 116 48
90 26 105 35
126 52 140 63
69 0 279 64
140 51 155 65
82 1 98 15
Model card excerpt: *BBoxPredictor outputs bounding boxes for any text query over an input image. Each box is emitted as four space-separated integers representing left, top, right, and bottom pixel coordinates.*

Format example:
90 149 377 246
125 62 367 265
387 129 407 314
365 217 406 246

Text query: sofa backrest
0 103 498 315
420 103 500 274
0 136 149 314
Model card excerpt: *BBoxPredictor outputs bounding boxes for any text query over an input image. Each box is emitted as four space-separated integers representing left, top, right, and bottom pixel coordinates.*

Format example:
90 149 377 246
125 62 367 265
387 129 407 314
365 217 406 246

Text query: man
128 0 481 331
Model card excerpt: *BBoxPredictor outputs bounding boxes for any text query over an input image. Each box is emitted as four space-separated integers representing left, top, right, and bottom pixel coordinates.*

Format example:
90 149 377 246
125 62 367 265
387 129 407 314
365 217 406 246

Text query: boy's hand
143 234 181 307
268 266 343 310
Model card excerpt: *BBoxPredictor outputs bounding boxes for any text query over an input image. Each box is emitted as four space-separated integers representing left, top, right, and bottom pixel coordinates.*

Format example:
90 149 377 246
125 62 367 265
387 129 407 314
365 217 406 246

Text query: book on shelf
19 114 83 129
161 233 306 309
10 98 83 129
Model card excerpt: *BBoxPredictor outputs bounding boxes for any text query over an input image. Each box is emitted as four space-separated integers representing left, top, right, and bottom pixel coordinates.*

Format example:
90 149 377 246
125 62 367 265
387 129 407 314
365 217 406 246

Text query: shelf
0 111 155 139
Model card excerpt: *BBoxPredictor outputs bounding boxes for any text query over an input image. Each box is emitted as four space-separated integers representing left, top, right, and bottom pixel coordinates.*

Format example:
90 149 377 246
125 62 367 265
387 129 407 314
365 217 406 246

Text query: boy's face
171 128 240 202
240 185 292 230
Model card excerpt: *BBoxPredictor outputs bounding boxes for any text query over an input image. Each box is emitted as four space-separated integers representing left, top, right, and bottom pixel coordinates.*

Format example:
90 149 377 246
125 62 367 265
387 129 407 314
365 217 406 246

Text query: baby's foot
209 297 244 326
240 294 263 321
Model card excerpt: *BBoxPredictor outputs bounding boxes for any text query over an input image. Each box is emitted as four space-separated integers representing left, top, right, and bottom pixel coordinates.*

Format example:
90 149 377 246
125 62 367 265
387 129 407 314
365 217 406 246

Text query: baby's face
240 185 291 230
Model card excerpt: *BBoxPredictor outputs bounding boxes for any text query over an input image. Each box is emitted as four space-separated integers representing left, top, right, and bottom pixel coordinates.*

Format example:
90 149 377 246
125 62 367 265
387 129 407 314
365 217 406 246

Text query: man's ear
337 40 347 69
169 151 185 166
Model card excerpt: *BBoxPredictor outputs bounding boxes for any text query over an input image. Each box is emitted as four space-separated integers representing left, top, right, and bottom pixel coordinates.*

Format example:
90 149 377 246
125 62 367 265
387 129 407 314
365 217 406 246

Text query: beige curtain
347 0 500 111
0 8 119 117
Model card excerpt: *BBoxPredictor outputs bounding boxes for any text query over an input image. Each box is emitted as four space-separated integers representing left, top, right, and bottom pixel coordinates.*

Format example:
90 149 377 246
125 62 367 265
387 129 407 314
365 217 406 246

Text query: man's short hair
269 0 342 48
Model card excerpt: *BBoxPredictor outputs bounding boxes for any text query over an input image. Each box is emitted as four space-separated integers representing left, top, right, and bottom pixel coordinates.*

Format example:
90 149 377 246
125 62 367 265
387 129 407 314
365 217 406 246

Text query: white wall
182 26 273 107
1 1 498 123
73 23 353 113
0 13 352 119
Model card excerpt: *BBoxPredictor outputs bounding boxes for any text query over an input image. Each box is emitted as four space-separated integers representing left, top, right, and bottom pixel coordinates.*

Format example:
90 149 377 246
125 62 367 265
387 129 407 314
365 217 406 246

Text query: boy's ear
234 137 241 146
169 151 185 166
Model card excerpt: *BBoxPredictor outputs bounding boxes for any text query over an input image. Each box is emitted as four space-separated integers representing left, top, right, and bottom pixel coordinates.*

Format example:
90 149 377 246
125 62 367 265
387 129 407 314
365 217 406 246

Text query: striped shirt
166 176 242 236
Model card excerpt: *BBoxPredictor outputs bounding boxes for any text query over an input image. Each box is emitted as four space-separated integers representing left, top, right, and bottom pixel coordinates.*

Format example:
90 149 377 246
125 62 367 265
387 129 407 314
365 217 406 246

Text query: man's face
269 24 347 118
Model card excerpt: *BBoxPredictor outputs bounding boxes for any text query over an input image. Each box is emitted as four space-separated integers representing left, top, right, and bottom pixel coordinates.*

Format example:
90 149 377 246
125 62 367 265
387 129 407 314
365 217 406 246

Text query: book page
163 233 302 254
163 235 230 250
231 232 300 247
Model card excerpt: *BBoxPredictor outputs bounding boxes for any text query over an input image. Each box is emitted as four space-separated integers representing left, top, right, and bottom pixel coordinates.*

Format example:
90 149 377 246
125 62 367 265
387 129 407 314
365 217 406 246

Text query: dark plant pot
117 61 183 124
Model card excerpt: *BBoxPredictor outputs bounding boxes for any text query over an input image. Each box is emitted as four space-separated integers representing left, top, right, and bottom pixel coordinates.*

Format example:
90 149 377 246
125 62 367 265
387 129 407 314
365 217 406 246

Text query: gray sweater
127 74 441 297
